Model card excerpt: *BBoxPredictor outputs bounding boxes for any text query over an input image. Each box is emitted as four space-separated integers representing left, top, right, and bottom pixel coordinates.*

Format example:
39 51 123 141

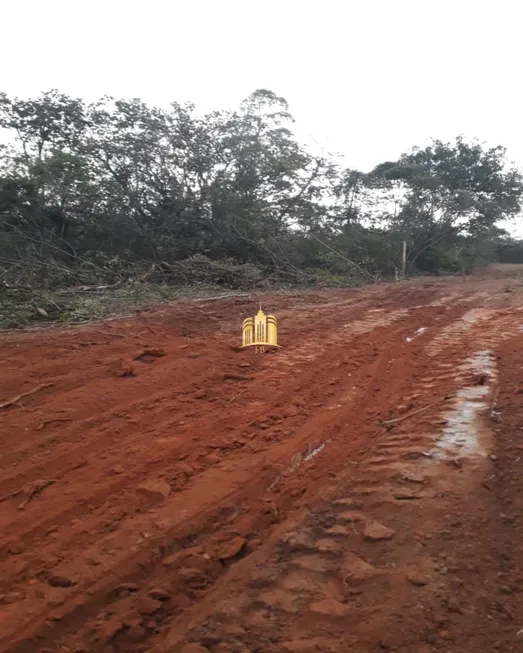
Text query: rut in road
1 275 523 653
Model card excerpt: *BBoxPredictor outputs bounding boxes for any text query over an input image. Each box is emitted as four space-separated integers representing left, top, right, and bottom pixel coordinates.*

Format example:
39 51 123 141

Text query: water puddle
431 350 496 460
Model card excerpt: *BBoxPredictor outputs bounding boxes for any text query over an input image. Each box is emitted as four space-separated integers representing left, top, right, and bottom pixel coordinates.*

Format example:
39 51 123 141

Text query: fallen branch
307 232 376 281
227 390 247 404
382 403 434 426
193 293 249 302
92 330 125 339
18 480 55 509
59 280 124 294
481 474 496 491
36 418 73 431
0 383 54 410
0 479 55 509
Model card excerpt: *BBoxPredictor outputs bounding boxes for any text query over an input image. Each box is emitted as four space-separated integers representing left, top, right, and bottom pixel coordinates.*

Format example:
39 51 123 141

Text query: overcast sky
1 0 521 173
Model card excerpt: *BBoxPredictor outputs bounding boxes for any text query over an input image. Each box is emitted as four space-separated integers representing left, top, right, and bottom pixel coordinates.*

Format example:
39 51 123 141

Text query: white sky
2 0 522 232
2 0 520 167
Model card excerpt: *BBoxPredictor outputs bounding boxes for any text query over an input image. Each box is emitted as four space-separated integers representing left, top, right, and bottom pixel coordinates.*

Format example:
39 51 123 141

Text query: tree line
1 88 523 290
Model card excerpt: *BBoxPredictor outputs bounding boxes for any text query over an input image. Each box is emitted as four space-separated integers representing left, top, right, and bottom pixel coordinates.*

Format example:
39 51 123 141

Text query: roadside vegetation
2 89 523 327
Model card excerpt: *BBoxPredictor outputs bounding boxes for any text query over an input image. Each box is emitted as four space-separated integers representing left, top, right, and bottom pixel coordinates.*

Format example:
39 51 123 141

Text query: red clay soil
2 273 523 653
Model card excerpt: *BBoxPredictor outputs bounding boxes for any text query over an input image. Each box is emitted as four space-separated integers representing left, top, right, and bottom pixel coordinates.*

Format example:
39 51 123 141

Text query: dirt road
2 272 523 653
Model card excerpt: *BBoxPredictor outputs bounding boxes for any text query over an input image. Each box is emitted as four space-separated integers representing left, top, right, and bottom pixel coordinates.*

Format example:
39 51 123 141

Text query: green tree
372 137 523 271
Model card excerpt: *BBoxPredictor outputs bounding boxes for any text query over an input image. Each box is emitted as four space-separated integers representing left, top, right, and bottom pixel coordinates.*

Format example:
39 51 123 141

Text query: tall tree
372 137 523 270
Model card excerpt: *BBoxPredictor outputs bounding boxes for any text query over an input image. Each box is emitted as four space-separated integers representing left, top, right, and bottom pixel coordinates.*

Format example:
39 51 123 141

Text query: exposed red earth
2 268 523 653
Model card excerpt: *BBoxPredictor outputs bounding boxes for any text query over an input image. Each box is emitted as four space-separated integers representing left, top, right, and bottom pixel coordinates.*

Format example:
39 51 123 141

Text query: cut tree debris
382 403 434 426
0 479 55 509
92 330 125 339
0 383 54 410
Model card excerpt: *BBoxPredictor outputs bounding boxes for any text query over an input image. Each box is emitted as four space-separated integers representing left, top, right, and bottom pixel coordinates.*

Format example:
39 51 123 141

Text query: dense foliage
1 87 523 296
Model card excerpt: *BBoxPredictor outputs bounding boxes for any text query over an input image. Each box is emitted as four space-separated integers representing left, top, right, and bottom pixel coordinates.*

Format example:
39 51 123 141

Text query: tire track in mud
156 304 523 653
0 306 397 556
1 281 519 653
0 298 459 653
45 305 472 653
